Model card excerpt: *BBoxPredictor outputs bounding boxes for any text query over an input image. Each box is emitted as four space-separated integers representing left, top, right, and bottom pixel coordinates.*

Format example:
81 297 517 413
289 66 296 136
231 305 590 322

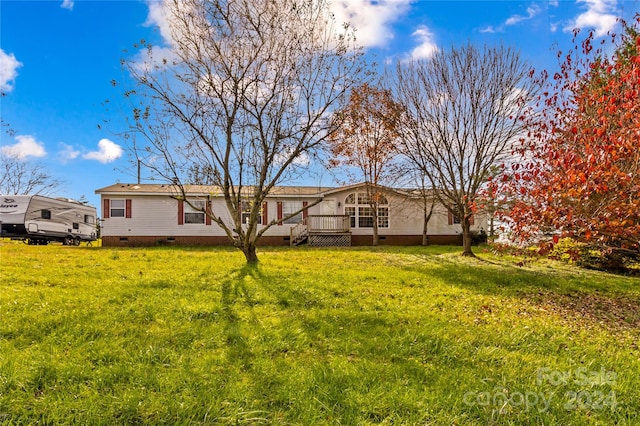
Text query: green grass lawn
1 241 639 425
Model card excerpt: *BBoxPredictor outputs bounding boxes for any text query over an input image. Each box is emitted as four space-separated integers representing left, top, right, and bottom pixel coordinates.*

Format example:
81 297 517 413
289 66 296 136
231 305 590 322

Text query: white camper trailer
0 195 97 245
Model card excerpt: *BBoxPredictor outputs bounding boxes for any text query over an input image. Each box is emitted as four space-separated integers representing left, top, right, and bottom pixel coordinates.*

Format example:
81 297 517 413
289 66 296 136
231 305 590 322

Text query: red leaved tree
501 16 640 263
328 83 404 245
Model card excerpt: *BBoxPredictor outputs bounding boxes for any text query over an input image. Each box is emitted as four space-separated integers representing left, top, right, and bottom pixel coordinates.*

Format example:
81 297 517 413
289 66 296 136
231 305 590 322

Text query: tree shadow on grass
219 265 265 370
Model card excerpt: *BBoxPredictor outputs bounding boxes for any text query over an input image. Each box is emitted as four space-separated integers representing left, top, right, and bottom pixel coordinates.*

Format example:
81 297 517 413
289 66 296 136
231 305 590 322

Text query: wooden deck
290 215 351 246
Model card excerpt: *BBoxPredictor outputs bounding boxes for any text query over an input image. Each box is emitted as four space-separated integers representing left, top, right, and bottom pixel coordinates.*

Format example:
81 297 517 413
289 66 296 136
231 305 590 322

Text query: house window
358 192 372 204
105 199 131 219
282 201 303 224
41 209 51 219
110 200 126 217
448 206 474 225
184 200 206 224
452 212 461 224
358 206 374 228
345 193 356 204
345 206 356 227
449 206 461 225
241 200 262 225
378 207 389 228
344 192 389 228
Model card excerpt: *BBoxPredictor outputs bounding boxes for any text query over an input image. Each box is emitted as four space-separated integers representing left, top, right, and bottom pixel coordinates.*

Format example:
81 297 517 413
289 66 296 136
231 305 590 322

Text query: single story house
95 182 487 247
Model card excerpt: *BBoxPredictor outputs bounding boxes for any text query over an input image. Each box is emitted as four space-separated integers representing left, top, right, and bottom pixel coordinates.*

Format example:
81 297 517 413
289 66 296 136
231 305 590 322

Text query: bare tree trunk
461 216 474 257
422 197 434 246
422 212 429 246
242 243 259 266
372 204 379 246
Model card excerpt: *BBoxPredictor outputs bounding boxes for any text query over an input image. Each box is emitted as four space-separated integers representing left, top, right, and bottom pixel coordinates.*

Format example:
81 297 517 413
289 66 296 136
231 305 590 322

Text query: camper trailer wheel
74 237 81 246
64 236 74 246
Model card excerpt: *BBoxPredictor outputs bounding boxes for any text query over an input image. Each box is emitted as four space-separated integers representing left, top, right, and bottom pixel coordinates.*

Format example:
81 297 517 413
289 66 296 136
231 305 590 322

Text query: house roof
321 182 418 198
94 183 428 200
95 183 335 198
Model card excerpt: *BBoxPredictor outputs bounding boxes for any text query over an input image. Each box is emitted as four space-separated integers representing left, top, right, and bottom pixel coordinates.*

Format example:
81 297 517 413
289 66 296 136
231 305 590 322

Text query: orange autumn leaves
503 17 640 253
327 83 403 186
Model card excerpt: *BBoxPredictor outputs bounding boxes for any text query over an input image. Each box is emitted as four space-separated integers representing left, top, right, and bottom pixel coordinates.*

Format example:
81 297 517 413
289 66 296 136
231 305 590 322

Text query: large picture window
344 192 389 228
282 201 303 224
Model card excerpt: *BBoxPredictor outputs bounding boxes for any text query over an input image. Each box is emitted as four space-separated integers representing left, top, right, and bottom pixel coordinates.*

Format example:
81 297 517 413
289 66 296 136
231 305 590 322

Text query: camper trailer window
73 223 79 230
110 200 126 217
184 200 206 224
84 215 95 224
41 209 51 219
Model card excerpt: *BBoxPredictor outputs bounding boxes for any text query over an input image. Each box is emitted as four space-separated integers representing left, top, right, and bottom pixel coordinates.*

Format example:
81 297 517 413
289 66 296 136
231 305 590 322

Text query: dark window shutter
103 199 110 219
469 214 475 225
448 211 453 226
205 201 212 225
277 201 283 225
178 199 184 225
125 199 132 219
302 201 308 219
262 202 268 225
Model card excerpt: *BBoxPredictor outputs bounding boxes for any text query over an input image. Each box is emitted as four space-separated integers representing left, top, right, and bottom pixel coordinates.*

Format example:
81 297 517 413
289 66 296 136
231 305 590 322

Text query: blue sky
1 0 638 208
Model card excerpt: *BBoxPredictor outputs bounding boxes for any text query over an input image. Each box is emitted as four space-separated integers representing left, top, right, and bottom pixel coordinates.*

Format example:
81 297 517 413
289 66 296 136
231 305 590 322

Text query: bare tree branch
391 44 539 256
120 0 368 264
0 153 62 196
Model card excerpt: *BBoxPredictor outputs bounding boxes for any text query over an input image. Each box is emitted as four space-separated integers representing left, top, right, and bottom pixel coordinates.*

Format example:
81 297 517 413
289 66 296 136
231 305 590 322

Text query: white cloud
1 135 47 159
61 0 74 11
0 49 23 93
58 143 81 164
411 26 438 59
565 0 619 37
145 0 412 51
145 1 173 45
480 26 497 34
83 139 123 163
131 45 178 74
328 0 412 48
274 147 310 167
505 5 541 26
480 3 541 33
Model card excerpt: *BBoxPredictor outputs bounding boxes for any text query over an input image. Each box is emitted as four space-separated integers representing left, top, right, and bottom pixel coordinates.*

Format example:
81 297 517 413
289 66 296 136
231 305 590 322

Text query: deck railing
289 215 350 245
290 220 308 245
307 215 350 233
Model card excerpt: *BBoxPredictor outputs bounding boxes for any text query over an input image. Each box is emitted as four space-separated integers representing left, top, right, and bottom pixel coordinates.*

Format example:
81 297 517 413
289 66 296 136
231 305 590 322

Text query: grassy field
1 241 639 425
